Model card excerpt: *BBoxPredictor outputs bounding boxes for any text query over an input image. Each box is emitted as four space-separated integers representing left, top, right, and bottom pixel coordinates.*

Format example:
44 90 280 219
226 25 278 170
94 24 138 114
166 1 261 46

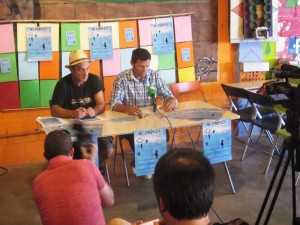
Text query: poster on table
134 128 167 176
26 27 52 61
89 26 113 60
152 22 175 55
202 118 232 164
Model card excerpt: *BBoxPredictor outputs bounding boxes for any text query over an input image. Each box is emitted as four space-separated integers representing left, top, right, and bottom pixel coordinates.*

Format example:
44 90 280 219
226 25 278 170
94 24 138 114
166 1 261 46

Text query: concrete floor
0 134 299 225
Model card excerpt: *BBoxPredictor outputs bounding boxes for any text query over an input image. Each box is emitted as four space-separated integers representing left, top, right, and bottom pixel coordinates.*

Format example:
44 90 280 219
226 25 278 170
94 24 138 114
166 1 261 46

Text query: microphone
148 86 157 112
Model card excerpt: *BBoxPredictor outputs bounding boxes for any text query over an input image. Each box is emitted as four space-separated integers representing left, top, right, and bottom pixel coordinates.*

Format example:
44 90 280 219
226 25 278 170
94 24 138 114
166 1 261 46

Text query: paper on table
36 117 67 128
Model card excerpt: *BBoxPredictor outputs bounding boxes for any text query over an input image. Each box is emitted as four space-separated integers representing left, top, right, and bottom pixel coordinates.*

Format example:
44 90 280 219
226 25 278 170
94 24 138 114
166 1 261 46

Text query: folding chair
170 81 207 149
242 91 284 171
221 84 255 142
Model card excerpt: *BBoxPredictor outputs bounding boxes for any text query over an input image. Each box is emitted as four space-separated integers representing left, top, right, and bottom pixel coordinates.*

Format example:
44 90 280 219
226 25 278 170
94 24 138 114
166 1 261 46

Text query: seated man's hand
127 105 143 117
73 107 86 118
80 143 97 161
162 97 177 112
86 107 96 117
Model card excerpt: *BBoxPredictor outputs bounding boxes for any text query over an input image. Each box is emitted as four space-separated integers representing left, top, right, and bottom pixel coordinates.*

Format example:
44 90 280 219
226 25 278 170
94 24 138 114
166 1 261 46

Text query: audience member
152 148 249 225
107 148 249 225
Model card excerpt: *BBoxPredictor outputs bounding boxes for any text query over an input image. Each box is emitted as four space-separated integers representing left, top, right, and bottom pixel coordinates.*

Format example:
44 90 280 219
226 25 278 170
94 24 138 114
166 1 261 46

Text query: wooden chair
170 81 207 149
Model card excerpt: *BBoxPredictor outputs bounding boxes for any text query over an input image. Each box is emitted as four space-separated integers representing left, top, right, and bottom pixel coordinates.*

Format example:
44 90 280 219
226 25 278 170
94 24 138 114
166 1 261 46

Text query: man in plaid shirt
110 48 177 178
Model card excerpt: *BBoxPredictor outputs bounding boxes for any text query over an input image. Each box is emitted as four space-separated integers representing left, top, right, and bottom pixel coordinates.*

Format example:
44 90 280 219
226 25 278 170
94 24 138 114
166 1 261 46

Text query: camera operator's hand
80 143 97 161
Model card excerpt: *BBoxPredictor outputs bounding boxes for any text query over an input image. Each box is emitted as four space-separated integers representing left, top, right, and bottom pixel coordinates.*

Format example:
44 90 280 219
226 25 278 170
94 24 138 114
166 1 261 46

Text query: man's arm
50 105 86 118
81 143 114 207
92 91 106 115
99 182 114 207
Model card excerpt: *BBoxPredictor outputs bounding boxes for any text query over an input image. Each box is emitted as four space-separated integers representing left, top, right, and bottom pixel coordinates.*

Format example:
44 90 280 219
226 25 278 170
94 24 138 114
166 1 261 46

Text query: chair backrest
247 91 283 131
221 83 250 111
170 81 207 102
247 91 274 108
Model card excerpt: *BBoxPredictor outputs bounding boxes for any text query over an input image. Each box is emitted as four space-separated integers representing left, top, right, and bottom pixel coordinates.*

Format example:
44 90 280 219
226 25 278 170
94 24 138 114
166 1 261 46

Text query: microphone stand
151 95 157 112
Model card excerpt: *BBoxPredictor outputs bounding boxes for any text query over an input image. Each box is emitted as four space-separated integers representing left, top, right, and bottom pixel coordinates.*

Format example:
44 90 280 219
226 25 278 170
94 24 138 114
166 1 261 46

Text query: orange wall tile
119 20 138 48
85 50 101 76
0 143 26 166
176 42 194 68
103 75 116 104
39 52 60 80
24 140 45 163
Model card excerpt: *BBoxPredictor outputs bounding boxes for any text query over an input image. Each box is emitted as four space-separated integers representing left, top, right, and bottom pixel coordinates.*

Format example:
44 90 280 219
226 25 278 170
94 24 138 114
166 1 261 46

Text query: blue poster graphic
202 119 232 164
27 27 52 61
66 31 76 46
125 28 134 42
89 26 113 60
181 48 191 62
152 22 174 55
134 128 167 176
0 58 11 73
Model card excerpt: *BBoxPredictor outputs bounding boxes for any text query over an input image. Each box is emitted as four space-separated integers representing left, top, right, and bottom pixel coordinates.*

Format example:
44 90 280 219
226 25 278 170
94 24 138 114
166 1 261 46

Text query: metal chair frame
243 91 283 174
170 81 207 150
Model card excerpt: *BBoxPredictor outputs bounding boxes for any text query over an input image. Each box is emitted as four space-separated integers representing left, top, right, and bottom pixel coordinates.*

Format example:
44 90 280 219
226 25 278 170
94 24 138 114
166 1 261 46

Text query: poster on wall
26 27 52 61
152 22 175 55
0 58 11 73
89 26 113 60
66 31 76 46
134 128 167 176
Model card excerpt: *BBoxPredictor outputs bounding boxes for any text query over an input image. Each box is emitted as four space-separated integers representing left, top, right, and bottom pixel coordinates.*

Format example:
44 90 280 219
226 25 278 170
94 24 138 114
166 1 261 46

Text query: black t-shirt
51 74 103 110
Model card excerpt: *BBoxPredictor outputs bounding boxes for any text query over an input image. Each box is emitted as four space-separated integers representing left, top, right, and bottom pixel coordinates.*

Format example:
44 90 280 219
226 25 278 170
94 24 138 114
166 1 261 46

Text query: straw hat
65 50 93 68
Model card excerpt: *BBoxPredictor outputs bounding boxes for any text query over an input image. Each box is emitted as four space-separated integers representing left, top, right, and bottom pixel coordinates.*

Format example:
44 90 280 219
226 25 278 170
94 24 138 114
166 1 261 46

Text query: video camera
72 121 93 160
272 64 300 171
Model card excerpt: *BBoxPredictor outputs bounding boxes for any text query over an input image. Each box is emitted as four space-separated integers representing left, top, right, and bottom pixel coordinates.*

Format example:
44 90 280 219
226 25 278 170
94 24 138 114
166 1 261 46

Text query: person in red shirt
33 130 114 225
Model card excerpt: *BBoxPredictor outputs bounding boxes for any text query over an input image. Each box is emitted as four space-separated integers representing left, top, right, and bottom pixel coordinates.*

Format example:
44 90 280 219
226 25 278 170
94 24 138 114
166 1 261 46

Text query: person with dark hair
152 148 249 225
109 48 177 178
32 130 115 225
107 148 249 225
50 50 114 174
153 148 214 224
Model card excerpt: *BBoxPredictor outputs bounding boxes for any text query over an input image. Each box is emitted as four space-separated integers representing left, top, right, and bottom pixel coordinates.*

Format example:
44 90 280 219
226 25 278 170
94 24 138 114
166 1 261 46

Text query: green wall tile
20 80 40 108
61 23 81 51
40 80 58 107
158 54 176 70
0 53 18 82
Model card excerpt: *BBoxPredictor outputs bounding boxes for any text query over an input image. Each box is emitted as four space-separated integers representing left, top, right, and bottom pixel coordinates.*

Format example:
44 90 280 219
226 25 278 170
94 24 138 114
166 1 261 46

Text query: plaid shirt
110 69 174 110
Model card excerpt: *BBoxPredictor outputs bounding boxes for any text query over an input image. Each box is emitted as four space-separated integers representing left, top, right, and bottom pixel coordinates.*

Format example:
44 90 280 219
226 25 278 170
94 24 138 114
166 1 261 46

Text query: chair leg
105 161 110 184
255 128 264 144
186 127 196 150
113 136 118 175
170 128 177 151
264 134 279 175
118 137 130 187
196 126 202 144
113 136 130 187
223 162 235 194
241 123 254 161
265 130 280 155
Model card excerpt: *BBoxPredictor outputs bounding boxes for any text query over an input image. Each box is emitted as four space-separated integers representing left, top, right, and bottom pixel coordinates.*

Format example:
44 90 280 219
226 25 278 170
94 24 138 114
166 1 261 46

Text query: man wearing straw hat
50 50 114 175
